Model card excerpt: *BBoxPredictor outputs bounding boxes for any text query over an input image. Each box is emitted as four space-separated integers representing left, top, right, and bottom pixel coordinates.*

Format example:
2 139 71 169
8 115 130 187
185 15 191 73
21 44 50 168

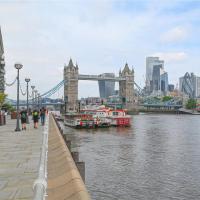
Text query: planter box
11 112 17 119
0 114 6 126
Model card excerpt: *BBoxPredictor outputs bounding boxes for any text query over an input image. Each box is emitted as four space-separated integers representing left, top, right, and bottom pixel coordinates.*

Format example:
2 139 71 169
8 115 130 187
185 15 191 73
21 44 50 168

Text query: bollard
65 140 71 152
76 161 85 183
71 152 79 162
63 134 68 142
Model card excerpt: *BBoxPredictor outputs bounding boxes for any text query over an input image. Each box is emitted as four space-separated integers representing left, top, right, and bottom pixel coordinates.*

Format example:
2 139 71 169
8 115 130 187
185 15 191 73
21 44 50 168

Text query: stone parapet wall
47 114 90 200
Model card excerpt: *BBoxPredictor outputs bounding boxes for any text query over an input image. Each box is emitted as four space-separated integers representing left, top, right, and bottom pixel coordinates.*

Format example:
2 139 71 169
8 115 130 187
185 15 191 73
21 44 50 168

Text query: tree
0 93 7 111
186 98 197 109
162 96 173 102
2 102 15 112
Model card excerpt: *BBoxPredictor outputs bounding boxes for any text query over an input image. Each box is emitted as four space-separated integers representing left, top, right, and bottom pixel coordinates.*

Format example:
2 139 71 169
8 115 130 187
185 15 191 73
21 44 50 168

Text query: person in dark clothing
20 109 27 130
40 107 46 126
32 109 39 128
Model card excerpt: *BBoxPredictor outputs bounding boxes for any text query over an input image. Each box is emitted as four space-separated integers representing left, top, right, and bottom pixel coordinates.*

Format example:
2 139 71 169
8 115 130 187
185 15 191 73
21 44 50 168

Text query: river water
63 114 200 200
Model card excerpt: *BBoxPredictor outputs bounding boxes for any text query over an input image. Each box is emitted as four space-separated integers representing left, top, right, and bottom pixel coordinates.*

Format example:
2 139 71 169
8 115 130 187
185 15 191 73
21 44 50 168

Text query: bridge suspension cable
134 81 144 96
39 79 144 98
40 80 65 98
5 77 17 87
19 81 27 96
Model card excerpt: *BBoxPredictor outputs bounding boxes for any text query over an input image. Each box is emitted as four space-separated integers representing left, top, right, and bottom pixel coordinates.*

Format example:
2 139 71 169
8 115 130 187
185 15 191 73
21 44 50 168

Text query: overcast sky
0 0 200 99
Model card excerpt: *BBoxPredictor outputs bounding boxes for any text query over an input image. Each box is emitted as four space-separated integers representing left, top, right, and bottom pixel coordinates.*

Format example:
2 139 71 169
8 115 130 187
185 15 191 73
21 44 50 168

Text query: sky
0 0 200 99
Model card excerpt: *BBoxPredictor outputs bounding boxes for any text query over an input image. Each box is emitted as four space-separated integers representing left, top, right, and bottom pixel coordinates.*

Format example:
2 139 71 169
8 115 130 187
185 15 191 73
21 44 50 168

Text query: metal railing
33 115 49 200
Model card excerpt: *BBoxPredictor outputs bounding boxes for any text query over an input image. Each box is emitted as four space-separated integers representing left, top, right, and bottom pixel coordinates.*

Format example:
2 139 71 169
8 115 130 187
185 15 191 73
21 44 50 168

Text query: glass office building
98 73 115 98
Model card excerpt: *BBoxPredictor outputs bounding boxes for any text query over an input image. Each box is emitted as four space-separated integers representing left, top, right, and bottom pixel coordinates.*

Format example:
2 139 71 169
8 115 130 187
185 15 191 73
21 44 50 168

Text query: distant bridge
141 103 182 109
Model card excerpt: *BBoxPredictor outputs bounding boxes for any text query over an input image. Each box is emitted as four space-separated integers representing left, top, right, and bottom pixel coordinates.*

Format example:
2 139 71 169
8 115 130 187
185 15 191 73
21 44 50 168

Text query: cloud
0 1 199 98
160 26 188 43
152 52 188 63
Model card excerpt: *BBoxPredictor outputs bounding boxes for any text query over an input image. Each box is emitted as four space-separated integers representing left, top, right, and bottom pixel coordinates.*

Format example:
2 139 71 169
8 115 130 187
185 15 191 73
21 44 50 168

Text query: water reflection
64 114 200 200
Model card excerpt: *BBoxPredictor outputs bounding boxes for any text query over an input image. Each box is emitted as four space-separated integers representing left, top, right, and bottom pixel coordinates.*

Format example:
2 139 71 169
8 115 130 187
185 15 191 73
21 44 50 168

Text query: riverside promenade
0 117 43 199
0 115 90 200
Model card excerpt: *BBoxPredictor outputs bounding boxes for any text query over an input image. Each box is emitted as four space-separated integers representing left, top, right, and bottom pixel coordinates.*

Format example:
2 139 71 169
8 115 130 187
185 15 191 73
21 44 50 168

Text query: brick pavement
0 116 43 200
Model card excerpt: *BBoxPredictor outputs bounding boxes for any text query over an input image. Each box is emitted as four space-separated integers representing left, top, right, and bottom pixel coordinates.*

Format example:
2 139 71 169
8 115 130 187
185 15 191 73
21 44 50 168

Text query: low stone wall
47 114 90 200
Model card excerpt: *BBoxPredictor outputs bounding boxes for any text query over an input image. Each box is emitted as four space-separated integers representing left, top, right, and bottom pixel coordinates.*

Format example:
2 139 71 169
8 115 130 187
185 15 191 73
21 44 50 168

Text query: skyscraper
0 27 5 93
179 73 200 98
146 57 164 94
98 73 115 98
168 84 175 92
160 72 168 94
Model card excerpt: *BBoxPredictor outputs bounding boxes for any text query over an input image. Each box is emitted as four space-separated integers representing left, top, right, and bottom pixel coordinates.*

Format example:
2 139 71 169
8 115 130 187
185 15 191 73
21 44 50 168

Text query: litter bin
11 111 17 119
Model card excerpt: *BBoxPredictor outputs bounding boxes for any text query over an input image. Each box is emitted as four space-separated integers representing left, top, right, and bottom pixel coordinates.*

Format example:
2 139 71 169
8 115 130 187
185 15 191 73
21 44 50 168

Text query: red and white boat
81 105 131 127
107 109 131 127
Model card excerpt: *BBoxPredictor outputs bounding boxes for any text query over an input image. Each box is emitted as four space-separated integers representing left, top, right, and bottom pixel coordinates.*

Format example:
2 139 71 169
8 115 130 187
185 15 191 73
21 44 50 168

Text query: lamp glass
25 78 30 82
14 63 23 70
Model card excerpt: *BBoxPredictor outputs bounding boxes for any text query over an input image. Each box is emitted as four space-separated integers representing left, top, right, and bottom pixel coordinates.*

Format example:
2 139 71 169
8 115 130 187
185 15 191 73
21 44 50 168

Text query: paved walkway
0 116 43 200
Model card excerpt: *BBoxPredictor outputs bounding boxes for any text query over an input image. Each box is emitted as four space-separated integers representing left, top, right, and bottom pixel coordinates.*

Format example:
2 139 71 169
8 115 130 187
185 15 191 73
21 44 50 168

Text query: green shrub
186 99 197 109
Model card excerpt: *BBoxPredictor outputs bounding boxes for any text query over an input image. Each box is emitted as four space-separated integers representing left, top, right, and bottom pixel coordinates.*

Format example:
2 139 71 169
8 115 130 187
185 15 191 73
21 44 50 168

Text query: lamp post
25 78 30 124
34 90 38 109
31 86 35 109
15 63 23 132
38 93 40 110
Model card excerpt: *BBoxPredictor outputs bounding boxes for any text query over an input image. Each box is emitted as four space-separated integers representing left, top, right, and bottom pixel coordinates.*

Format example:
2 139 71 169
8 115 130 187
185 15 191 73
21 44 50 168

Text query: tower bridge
64 59 135 112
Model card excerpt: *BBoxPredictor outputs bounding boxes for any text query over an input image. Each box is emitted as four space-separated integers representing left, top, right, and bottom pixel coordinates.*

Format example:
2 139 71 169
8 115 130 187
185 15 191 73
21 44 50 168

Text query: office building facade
179 73 200 98
146 57 164 94
98 73 115 98
168 84 175 92
151 64 169 96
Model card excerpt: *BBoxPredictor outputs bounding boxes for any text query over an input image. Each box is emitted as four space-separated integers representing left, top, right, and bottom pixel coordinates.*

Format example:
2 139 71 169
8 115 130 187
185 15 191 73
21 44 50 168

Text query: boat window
113 112 118 116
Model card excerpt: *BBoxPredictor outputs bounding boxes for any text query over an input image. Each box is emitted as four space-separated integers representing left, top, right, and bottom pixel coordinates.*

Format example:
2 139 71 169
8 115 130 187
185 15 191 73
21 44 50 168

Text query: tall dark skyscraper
146 57 164 94
151 64 168 96
98 73 115 98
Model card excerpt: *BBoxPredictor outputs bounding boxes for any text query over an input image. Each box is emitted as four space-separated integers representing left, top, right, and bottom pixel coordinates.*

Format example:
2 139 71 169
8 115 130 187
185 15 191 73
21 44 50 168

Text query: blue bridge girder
11 102 64 107
141 104 182 108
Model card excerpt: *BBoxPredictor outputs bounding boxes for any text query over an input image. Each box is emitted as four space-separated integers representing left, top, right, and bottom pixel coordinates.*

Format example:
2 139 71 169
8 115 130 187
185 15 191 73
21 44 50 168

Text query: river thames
64 114 200 200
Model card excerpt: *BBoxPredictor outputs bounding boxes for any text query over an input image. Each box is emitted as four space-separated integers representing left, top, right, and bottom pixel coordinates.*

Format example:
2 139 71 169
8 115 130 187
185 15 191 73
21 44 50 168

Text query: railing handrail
33 115 49 200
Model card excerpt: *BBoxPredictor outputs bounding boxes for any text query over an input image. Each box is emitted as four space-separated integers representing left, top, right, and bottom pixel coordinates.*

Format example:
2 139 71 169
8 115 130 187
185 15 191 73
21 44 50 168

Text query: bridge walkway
0 116 43 200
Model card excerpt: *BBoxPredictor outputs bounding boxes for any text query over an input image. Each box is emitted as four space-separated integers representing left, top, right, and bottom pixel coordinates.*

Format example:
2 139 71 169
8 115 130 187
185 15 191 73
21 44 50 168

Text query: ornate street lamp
25 78 30 124
15 63 23 132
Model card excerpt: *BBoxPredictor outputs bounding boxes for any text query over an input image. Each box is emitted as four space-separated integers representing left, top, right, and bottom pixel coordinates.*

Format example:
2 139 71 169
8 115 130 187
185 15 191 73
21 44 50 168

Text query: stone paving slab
0 116 43 200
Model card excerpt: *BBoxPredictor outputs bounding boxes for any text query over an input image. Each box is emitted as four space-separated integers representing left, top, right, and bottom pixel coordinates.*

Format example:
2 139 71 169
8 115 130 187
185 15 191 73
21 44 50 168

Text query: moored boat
81 105 131 127
107 110 131 127
64 113 96 128
64 106 131 129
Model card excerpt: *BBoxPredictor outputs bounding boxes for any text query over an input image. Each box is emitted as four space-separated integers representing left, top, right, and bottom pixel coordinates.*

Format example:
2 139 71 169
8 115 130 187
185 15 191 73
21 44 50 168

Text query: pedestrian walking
32 109 39 129
40 107 46 126
20 109 27 130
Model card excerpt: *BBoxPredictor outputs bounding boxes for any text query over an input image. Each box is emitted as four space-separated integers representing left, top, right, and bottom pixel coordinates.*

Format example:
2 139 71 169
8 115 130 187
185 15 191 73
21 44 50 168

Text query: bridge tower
119 63 135 109
64 59 79 112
